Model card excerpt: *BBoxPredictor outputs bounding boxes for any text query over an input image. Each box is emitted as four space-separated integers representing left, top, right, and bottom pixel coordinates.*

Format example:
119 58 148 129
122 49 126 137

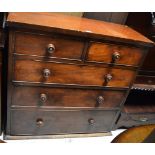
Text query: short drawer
14 32 85 60
87 42 144 66
14 60 136 88
10 109 118 135
12 85 127 108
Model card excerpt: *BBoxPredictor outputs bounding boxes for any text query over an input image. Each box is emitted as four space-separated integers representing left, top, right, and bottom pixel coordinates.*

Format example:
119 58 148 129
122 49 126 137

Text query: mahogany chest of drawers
4 13 154 139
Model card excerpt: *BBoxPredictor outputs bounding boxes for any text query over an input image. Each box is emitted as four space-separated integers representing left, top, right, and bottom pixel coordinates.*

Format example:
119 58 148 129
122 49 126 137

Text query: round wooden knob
47 44 55 54
40 93 47 103
36 119 44 127
88 118 95 125
112 52 120 62
43 69 51 78
97 96 104 104
105 74 113 83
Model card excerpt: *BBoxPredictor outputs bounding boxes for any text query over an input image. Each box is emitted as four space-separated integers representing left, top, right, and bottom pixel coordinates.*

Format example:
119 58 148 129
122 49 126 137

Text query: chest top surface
6 12 154 47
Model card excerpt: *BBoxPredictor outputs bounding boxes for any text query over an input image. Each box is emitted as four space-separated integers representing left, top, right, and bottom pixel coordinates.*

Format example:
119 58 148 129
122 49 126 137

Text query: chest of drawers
4 13 154 139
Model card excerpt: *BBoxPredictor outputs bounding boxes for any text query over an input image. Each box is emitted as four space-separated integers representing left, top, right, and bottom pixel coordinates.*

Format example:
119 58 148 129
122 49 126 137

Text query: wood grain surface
12 85 126 108
14 31 85 60
14 60 136 87
87 42 144 66
11 108 118 135
7 13 154 47
112 124 155 143
6 12 152 137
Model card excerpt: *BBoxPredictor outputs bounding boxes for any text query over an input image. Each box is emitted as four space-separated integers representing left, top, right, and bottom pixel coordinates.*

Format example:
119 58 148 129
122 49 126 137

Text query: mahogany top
7 12 154 47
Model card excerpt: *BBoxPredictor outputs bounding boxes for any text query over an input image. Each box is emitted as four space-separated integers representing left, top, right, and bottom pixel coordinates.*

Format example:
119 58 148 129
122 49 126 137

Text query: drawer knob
139 117 148 122
105 74 113 83
88 118 95 125
112 52 120 62
47 44 55 54
36 119 44 127
97 96 104 104
43 69 51 78
40 93 47 103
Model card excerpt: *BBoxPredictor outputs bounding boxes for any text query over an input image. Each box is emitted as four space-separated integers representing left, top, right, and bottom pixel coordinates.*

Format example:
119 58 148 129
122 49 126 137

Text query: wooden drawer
14 32 85 60
116 112 155 128
14 60 135 88
135 75 155 86
128 113 155 123
10 108 118 135
12 85 127 108
87 42 144 66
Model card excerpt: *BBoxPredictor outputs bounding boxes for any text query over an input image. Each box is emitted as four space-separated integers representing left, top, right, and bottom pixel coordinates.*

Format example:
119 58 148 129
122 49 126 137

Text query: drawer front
135 75 155 86
87 42 144 66
12 85 126 108
14 60 135 88
128 113 155 123
14 32 85 60
117 113 155 128
10 109 118 135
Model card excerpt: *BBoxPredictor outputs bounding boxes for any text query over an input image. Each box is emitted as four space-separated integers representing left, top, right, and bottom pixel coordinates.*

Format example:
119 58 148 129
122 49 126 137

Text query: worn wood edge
10 106 120 111
7 21 154 47
6 12 154 47
12 81 129 91
10 105 120 111
13 53 139 70
4 132 111 140
6 18 154 48
13 28 151 49
14 53 138 71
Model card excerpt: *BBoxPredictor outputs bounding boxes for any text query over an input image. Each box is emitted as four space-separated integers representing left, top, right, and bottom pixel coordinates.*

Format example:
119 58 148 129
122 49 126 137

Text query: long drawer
14 32 85 60
87 42 144 66
10 108 118 135
12 85 127 108
14 60 136 88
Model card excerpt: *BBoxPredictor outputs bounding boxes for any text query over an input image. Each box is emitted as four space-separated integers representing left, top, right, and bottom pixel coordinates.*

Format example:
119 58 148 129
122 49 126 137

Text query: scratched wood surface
7 13 154 47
